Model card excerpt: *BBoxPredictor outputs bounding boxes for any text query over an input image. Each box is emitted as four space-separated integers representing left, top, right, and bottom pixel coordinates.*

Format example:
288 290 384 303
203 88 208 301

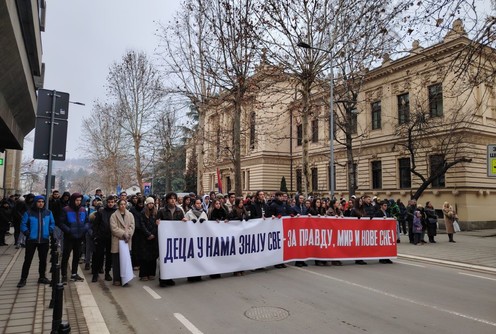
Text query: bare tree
153 104 184 192
81 102 133 194
393 74 475 200
19 159 46 194
71 173 99 195
261 0 408 196
157 0 219 195
190 0 264 196
107 50 165 191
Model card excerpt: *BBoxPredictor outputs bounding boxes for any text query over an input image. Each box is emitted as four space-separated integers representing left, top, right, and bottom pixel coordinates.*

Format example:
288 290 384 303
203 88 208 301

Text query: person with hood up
201 194 210 213
17 195 55 288
91 195 117 282
59 192 88 283
136 197 160 281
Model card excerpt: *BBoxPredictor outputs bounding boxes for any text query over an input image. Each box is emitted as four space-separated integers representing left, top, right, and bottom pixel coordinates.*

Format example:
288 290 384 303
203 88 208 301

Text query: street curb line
398 253 496 274
75 266 110 334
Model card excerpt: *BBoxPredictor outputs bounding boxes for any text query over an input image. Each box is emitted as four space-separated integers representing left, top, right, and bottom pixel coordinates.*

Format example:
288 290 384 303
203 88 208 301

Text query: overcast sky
25 0 182 160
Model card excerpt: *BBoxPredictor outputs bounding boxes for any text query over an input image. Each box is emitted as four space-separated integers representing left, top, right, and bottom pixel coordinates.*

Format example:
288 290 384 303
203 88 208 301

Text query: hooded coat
59 193 88 239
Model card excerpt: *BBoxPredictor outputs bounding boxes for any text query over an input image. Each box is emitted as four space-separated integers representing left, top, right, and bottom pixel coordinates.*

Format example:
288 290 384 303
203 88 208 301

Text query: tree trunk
346 132 356 196
133 136 143 191
301 86 311 196
233 99 242 196
196 110 205 195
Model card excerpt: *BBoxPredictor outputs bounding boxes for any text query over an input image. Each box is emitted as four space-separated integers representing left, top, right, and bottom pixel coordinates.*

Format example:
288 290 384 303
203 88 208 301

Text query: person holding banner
110 199 135 286
137 197 159 281
249 191 269 220
185 199 208 223
375 201 394 264
157 192 187 287
229 198 250 221
320 199 344 266
351 197 368 265
308 198 329 266
266 191 292 269
207 200 229 279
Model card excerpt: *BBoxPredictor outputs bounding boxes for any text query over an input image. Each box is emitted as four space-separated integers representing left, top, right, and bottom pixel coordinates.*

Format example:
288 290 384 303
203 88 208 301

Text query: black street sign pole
45 90 56 210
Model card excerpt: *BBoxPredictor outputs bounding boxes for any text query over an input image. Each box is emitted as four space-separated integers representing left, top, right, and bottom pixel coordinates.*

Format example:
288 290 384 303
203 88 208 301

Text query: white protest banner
158 218 284 279
158 217 397 280
119 240 134 285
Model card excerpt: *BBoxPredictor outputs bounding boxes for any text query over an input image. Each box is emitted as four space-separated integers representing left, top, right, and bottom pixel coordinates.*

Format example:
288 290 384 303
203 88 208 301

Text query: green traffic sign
0 158 3 166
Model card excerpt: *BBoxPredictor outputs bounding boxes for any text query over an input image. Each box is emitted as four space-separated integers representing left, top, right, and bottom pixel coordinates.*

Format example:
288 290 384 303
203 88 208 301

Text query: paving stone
8 312 36 320
12 307 35 314
6 318 33 326
4 324 34 333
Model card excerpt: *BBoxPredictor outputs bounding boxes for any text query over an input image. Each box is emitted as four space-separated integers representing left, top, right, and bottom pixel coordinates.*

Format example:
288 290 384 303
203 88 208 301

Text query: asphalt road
85 260 496 334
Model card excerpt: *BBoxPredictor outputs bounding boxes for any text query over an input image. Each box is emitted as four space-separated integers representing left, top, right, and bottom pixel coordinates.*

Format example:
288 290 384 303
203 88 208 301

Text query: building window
398 93 410 124
311 167 318 191
430 154 446 188
371 101 381 130
350 109 358 134
429 83 443 117
249 112 256 149
399 158 411 189
311 119 318 143
297 124 302 146
371 161 382 189
296 169 302 193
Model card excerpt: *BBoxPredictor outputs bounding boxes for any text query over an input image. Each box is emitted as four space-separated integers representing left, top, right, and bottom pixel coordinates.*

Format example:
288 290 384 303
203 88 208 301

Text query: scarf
191 207 204 218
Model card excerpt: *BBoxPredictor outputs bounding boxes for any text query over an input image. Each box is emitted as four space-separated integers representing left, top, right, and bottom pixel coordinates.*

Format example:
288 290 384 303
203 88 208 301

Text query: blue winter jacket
20 208 55 243
59 193 88 239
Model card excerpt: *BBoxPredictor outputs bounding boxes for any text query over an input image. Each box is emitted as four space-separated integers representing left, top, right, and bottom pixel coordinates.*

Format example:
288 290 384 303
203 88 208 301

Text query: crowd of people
0 189 458 288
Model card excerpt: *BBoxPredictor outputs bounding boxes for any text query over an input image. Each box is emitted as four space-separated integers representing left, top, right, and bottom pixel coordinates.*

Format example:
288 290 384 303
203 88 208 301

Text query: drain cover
244 306 290 321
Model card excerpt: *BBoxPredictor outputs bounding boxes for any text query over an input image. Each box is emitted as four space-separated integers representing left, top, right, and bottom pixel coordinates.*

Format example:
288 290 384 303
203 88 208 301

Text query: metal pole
49 236 59 309
46 90 57 210
329 52 335 200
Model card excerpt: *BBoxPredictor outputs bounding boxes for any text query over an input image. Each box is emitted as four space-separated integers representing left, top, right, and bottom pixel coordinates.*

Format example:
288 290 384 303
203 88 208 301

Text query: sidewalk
397 229 496 271
0 232 91 334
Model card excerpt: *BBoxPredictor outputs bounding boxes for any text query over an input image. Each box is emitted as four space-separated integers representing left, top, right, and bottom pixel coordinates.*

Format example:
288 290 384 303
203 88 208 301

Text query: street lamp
297 41 335 199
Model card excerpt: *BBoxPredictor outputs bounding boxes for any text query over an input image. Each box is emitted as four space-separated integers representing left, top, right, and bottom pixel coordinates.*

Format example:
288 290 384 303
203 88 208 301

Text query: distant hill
53 158 92 172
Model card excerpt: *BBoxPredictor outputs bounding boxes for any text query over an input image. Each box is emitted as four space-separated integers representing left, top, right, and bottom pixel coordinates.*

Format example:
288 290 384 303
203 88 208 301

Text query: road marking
143 286 162 299
293 266 496 327
458 272 496 281
174 313 204 334
394 260 425 268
